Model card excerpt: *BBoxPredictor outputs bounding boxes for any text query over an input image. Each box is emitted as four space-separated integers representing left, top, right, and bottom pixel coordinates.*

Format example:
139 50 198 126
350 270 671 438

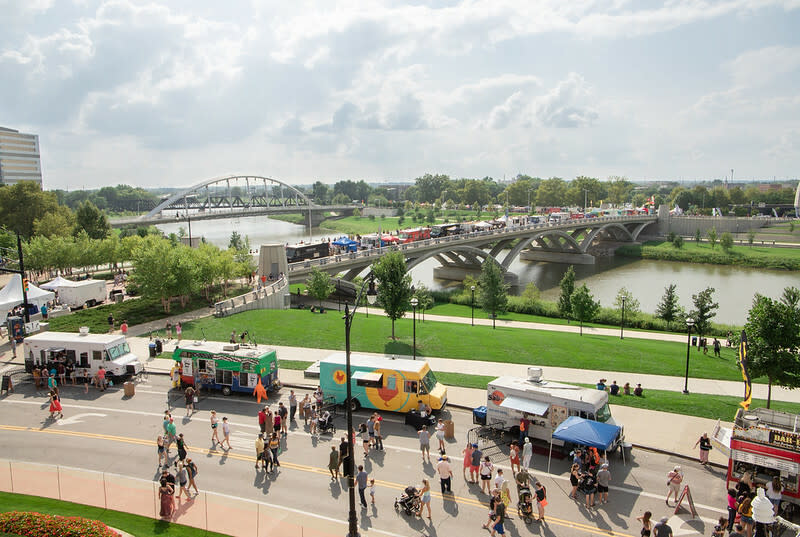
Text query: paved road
0 375 726 536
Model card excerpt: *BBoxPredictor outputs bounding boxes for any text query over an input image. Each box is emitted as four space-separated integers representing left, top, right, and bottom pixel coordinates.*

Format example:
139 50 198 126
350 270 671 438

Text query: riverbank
617 240 800 270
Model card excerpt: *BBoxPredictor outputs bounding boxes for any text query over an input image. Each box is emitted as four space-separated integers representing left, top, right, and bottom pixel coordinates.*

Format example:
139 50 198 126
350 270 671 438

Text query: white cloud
534 73 598 128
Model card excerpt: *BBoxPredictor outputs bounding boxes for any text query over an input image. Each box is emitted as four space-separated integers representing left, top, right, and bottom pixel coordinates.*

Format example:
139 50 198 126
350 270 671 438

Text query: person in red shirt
519 416 530 445
120 320 128 335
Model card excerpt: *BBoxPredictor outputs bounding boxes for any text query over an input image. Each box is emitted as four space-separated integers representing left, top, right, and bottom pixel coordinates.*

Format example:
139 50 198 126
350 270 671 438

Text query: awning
352 371 382 383
499 396 549 416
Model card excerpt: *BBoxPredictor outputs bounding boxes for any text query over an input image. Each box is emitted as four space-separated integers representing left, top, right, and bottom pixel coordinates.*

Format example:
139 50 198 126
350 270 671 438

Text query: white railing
213 276 287 317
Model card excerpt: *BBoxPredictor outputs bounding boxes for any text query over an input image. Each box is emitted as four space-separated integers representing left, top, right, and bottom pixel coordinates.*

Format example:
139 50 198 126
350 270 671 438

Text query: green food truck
316 352 447 412
173 341 279 395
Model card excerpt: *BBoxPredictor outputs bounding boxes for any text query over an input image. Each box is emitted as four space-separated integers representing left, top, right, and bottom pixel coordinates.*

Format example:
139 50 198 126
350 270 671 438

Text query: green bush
0 511 119 537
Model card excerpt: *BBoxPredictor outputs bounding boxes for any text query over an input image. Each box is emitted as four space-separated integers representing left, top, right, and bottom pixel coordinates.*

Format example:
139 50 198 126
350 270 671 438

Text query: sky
2 0 799 190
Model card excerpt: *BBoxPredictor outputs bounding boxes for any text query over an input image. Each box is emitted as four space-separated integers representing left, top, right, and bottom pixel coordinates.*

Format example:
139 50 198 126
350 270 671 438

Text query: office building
0 126 43 187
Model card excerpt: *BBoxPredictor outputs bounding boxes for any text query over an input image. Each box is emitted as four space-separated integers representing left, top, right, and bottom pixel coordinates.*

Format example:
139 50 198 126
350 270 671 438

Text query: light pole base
682 390 689 395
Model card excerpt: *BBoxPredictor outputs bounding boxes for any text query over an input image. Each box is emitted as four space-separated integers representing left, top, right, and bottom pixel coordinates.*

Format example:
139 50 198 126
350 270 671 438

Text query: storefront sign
769 430 800 451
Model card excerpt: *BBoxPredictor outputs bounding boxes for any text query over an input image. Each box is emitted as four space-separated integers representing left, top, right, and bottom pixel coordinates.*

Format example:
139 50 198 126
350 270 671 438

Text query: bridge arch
406 245 503 272
146 174 313 218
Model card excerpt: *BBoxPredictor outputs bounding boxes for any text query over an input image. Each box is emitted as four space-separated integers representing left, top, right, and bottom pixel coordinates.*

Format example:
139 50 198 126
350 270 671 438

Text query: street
0 375 729 536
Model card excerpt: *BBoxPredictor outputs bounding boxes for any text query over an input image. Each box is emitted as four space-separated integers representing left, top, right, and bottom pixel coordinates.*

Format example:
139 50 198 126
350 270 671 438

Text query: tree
614 287 641 322
695 229 702 243
521 282 540 306
306 268 336 308
745 287 800 407
130 236 178 312
606 176 633 205
571 284 600 335
33 206 76 238
558 265 576 322
372 251 413 340
535 177 567 207
690 287 719 340
74 200 110 239
412 282 434 321
478 258 509 329
707 227 718 249
0 181 60 238
720 232 734 253
747 230 756 247
672 235 684 249
655 284 682 330
229 231 244 250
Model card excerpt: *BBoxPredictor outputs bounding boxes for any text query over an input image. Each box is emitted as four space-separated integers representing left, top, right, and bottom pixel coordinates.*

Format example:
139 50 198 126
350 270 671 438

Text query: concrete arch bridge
286 215 657 284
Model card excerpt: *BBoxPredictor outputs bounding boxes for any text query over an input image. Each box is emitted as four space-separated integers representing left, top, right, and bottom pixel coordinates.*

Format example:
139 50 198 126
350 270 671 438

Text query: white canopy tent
0 274 55 318
40 276 79 291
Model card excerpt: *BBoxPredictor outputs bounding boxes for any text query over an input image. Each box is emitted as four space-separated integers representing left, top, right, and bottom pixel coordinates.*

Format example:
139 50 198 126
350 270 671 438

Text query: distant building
0 126 43 187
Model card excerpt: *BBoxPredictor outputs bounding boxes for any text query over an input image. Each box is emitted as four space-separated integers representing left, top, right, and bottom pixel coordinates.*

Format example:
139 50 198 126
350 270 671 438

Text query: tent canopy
552 416 621 451
40 276 78 290
0 274 55 317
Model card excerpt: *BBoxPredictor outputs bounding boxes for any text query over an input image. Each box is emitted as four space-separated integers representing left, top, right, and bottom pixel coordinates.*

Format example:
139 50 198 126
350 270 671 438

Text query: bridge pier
432 265 519 284
519 250 596 265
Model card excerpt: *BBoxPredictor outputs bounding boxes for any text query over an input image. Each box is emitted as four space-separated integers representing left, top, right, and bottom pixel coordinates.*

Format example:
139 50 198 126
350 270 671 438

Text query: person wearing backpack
534 481 547 522
489 491 507 536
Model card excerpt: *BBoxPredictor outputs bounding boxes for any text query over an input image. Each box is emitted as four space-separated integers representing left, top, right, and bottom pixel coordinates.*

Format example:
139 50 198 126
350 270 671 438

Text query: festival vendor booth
0 274 55 319
39 276 79 291
547 415 625 472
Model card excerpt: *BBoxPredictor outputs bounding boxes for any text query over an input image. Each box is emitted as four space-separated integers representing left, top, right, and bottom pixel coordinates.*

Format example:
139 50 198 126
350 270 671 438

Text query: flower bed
0 511 120 537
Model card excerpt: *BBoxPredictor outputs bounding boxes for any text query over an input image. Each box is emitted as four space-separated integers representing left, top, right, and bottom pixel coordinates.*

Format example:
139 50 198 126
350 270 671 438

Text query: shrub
0 511 120 537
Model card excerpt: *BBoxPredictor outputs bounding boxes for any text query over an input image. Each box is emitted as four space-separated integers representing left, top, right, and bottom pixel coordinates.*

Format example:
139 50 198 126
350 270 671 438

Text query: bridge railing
214 276 287 317
286 214 655 273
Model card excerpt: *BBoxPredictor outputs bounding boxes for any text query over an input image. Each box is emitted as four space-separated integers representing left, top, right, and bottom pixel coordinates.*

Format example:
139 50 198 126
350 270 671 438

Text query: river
157 215 800 326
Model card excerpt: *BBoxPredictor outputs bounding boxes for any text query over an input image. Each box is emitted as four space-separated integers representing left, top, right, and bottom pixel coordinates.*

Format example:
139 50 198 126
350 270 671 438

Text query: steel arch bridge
146 174 313 218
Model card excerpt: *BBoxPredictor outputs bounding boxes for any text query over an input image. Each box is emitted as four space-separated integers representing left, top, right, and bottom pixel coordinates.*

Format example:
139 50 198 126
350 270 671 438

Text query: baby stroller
517 486 534 524
579 473 597 496
394 486 420 516
317 412 336 435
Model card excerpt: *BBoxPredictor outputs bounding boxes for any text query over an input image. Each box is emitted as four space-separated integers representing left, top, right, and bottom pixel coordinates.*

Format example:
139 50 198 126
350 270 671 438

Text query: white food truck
58 279 107 309
24 329 143 379
474 367 624 449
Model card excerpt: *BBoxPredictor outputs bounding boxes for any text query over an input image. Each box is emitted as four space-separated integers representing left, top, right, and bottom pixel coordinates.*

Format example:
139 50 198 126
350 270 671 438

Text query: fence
214 277 288 318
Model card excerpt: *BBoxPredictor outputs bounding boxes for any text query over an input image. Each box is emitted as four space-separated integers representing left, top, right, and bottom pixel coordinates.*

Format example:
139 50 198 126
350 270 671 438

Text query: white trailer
476 367 623 449
57 279 107 309
24 329 143 379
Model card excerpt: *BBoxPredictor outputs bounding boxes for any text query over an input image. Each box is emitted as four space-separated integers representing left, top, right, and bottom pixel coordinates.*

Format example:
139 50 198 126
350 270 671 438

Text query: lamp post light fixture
470 286 476 326
365 275 377 318
343 274 378 537
410 297 419 360
620 296 626 340
683 318 695 395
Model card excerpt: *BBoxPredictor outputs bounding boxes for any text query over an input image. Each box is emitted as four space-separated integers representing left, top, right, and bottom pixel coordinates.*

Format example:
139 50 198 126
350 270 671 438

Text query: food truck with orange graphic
318 353 447 412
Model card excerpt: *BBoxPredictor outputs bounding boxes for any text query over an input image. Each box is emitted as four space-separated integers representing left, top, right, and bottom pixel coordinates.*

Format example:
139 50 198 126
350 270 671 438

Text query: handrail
213 276 287 316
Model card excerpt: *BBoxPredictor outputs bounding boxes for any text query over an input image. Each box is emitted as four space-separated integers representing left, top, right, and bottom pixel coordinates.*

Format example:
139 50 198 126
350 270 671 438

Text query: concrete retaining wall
213 278 289 317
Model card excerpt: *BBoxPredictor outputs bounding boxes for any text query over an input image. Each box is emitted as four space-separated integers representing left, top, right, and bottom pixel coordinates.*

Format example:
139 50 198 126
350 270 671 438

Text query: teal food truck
174 341 279 395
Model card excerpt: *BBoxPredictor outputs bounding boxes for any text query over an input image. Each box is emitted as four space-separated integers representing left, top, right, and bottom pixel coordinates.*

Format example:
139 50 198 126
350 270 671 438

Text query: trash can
148 343 157 357
444 419 455 440
123 381 135 397
115 293 124 304
155 339 163 354
691 336 698 347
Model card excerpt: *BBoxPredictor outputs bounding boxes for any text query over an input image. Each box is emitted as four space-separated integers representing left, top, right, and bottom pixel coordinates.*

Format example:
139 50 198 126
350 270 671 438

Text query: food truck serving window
353 371 383 388
499 396 550 416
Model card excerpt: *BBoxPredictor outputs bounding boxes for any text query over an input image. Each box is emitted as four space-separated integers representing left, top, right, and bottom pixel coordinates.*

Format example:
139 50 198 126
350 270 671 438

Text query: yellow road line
0 425 633 536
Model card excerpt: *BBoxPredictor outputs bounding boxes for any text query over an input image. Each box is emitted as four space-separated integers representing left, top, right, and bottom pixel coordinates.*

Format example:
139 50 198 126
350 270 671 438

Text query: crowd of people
596 378 644 396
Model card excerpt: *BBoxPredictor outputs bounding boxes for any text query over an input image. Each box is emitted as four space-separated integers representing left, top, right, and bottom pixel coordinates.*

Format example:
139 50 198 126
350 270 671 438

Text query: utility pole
16 233 30 323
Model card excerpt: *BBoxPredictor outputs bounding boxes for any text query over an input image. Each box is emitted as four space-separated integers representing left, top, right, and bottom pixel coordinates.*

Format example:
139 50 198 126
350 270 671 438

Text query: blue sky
1 0 799 189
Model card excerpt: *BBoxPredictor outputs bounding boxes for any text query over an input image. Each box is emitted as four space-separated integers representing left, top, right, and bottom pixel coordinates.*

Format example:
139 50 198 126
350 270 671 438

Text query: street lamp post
470 286 476 326
620 296 626 339
584 189 588 211
343 274 378 537
410 297 418 360
683 318 695 394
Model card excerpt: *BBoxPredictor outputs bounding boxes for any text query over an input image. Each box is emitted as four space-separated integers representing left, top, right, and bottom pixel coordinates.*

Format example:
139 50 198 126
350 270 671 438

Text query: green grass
279 359 312 370
0 492 230 537
181 309 753 382
618 240 800 270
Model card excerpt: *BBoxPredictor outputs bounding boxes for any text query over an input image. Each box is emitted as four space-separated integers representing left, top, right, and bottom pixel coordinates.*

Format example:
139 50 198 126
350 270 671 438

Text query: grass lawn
0 492 230 537
183 309 750 382
645 240 800 261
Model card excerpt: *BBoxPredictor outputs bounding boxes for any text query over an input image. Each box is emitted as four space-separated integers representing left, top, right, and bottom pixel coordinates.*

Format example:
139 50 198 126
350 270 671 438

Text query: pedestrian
301 394 311 424
339 436 351 477
480 456 494 495
470 444 482 483
637 511 653 536
509 441 520 475
534 481 547 522
729 524 745 537
82 368 89 394
494 468 506 491
666 465 683 506
328 446 339 480
522 437 532 469
366 414 376 448
176 322 182 342
582 469 597 508
568 463 580 499
462 442 474 481
107 313 115 332
97 366 106 391
255 434 265 470
185 458 198 495
67 362 75 386
120 320 128 336
175 461 192 501
653 516 673 537
57 362 66 386
184 385 196 416
289 390 297 422
360 423 370 456
435 419 446 452
48 389 63 419
738 496 754 537
268 432 280 470
624 382 631 395
489 489 506 536
483 488 501 529
766 476 782 514
165 321 172 340
356 465 368 508
221 416 232 450
712 516 726 537
165 417 177 452
176 433 188 462
314 386 324 407
278 402 288 435
33 367 41 389
10 334 17 359
713 338 721 357
437 454 453 493
597 463 611 504
157 434 167 467
519 415 530 445
417 478 432 519
369 478 376 504
418 425 431 463
694 433 712 465
270 407 281 435
726 488 738 532
309 404 318 435
258 407 267 434
210 410 221 446
158 478 174 519
229 330 236 344
373 412 383 450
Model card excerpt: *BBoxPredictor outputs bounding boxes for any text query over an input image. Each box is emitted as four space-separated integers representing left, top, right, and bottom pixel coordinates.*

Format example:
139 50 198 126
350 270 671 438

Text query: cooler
123 381 135 397
444 419 455 439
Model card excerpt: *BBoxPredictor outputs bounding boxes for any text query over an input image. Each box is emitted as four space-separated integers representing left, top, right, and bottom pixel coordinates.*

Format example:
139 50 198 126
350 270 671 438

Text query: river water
157 215 800 326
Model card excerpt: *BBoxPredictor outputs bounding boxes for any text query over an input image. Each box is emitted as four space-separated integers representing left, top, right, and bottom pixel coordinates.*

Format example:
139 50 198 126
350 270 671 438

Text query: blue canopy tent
547 416 624 471
332 237 358 252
